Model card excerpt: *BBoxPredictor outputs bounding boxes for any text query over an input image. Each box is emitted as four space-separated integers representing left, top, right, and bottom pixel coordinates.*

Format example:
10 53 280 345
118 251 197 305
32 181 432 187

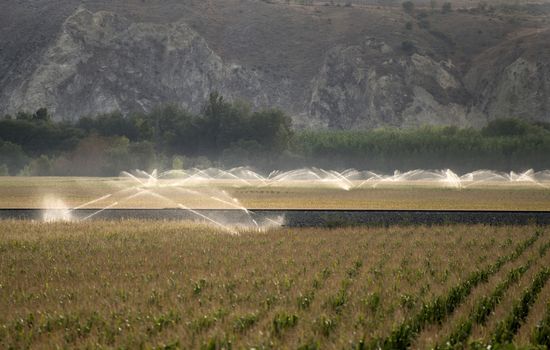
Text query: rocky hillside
0 0 549 128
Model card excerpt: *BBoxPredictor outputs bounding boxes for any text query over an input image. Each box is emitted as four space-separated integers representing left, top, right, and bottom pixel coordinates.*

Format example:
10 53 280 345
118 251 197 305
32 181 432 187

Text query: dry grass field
0 177 549 210
1 221 549 349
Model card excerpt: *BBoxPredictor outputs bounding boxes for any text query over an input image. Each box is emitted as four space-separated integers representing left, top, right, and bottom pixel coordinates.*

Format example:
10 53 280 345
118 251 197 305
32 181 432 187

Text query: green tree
199 92 246 154
33 108 50 122
0 119 83 156
16 111 32 121
0 164 8 176
172 155 185 170
249 109 293 154
77 111 140 141
21 155 54 176
222 140 263 168
0 141 29 175
482 119 531 137
198 93 293 163
150 105 198 156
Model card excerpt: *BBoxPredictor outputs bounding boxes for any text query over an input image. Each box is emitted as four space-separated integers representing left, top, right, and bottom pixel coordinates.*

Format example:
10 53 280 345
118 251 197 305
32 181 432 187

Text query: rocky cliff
464 28 550 122
3 8 280 119
308 39 473 128
1 1 549 128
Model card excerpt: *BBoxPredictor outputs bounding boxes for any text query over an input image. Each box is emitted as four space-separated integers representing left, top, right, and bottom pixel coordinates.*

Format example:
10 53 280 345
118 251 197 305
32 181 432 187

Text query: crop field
0 177 549 210
1 221 550 349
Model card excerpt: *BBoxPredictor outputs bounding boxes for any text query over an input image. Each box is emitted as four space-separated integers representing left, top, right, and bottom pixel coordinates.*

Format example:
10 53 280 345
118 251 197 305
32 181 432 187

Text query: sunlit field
0 177 549 210
1 221 549 349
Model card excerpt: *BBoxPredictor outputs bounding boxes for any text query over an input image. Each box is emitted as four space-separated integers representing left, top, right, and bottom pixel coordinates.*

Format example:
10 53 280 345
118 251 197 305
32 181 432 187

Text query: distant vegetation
1 94 550 175
293 119 550 172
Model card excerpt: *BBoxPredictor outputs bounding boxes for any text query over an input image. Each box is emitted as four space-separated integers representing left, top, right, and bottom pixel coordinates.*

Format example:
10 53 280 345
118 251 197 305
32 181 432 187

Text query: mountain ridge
1 0 549 128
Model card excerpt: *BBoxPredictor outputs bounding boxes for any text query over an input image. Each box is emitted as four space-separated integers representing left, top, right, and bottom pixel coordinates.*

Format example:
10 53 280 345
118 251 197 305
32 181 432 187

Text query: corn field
0 221 549 349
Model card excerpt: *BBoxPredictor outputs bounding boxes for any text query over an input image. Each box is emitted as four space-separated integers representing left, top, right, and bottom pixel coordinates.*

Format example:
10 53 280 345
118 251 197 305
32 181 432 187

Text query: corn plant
532 301 550 347
368 231 542 349
492 268 550 344
272 313 298 336
440 261 534 349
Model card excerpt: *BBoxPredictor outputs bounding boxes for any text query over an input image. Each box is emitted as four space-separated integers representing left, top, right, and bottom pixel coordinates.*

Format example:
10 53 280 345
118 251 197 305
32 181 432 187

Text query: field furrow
467 245 550 345
0 222 547 349
491 266 550 344
515 281 550 346
514 241 550 346
366 230 542 349
528 299 550 347
413 233 550 349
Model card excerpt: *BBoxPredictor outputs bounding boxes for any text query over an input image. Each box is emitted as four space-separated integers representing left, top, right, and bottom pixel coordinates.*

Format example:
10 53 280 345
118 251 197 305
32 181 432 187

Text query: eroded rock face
4 8 275 120
464 30 550 122
2 7 550 128
308 39 471 128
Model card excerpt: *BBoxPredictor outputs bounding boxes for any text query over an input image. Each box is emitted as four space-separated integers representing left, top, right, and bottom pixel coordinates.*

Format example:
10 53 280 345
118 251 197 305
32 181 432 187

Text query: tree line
292 120 550 172
1 93 550 176
0 93 293 176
